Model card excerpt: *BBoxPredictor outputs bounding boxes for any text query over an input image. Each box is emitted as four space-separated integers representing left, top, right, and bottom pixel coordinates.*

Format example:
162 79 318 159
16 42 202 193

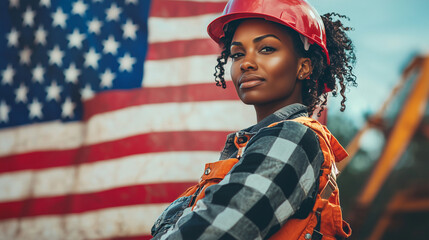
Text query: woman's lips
240 79 264 89
239 75 265 89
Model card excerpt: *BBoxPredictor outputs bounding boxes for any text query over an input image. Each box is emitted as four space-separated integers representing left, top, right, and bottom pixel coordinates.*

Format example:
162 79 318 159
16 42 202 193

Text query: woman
151 0 356 239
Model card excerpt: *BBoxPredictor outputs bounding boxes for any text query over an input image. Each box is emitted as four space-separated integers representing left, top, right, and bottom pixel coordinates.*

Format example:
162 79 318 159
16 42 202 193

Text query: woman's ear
296 58 313 80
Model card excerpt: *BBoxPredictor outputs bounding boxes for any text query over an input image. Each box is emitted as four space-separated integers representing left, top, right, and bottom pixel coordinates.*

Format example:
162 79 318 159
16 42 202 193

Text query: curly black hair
214 13 357 116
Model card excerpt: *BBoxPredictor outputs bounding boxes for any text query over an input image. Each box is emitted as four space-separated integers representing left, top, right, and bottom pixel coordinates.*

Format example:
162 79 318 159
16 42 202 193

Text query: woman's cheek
230 62 241 88
267 56 297 85
265 55 287 75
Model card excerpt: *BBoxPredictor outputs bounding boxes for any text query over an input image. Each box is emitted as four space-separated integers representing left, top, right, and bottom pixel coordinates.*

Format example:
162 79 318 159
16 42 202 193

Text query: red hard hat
207 0 330 65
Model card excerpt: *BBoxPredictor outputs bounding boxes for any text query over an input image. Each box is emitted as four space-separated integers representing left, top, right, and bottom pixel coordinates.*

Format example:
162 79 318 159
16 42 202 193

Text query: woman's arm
153 121 324 240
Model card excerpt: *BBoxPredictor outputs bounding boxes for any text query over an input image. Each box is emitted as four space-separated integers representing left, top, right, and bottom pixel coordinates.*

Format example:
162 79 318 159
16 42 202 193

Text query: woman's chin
238 97 265 106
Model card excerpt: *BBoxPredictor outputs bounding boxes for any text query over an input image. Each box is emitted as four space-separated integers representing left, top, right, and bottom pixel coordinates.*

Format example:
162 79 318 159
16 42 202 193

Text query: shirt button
304 233 312 239
204 168 211 175
237 136 248 143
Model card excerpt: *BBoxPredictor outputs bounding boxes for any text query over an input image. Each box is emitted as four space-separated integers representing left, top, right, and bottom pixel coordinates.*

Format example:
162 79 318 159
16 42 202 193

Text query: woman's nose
240 56 257 71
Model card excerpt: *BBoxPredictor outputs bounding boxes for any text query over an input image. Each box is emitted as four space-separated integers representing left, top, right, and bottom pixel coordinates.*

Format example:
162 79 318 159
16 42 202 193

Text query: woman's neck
254 98 303 123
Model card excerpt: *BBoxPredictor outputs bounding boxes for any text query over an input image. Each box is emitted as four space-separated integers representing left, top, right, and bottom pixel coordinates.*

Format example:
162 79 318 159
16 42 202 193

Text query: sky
307 0 429 126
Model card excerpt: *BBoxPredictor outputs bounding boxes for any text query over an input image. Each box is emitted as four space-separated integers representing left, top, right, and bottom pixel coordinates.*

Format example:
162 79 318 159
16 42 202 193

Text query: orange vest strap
291 117 349 162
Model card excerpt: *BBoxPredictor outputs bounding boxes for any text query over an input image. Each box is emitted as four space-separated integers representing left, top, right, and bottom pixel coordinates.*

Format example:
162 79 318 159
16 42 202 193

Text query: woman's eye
260 46 276 53
230 53 243 59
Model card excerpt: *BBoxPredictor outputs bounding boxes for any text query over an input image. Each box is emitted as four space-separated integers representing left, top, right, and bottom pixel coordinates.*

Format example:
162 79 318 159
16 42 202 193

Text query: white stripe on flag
0 151 219 201
0 121 82 157
84 100 254 145
0 101 254 157
142 55 232 87
148 13 222 43
0 204 168 240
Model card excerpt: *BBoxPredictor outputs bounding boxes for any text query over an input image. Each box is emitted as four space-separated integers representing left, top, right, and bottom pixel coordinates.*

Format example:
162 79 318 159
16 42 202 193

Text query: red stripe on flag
0 131 229 173
147 39 221 60
150 0 226 17
83 83 238 121
0 182 195 220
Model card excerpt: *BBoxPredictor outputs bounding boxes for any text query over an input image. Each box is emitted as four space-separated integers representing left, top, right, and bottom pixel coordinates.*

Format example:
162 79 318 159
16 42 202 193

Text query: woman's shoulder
247 119 321 155
256 119 318 142
242 118 323 177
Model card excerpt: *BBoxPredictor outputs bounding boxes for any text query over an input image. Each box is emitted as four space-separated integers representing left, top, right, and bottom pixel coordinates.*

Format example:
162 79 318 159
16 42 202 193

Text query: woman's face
229 19 304 108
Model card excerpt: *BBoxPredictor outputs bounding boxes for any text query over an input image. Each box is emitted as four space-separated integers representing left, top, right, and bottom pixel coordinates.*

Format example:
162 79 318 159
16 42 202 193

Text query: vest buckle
320 170 338 199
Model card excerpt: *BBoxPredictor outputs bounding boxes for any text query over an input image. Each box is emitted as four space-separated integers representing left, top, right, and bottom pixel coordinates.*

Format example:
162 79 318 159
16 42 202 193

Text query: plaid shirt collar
244 103 309 134
220 103 309 160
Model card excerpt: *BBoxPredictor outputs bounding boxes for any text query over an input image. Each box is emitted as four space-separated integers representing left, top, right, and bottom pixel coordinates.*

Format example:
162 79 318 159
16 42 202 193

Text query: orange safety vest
178 117 352 239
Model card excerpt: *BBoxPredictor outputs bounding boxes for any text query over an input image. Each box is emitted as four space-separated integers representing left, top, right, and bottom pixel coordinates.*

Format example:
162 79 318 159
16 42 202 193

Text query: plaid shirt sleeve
154 121 324 240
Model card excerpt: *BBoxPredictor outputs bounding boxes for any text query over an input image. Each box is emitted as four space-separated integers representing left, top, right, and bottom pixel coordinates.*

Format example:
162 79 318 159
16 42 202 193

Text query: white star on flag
40 0 51 8
19 46 32 65
118 53 136 72
88 18 103 35
61 97 75 118
100 68 115 88
0 100 10 123
46 81 63 102
48 45 64 66
1 65 15 85
28 98 43 119
67 28 86 49
103 35 120 55
122 19 138 40
64 63 81 84
72 0 88 16
84 48 101 69
23 7 36 27
80 84 95 100
32 64 45 83
52 8 68 28
35 26 47 45
9 0 19 8
106 3 122 21
7 28 20 47
15 83 29 103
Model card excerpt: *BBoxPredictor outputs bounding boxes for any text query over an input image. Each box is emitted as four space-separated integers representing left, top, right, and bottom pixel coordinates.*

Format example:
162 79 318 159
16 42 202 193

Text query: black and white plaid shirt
152 103 324 240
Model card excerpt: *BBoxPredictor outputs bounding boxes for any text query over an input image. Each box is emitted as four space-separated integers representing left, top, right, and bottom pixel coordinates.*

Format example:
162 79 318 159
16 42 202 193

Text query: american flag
0 0 257 239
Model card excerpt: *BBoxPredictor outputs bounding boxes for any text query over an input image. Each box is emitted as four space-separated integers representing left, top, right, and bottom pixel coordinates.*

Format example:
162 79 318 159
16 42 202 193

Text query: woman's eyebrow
231 34 280 46
231 41 242 46
231 34 280 47
253 34 280 42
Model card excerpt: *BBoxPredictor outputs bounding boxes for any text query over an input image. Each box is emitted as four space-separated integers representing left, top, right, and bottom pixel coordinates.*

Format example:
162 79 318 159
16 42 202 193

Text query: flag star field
0 0 149 127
